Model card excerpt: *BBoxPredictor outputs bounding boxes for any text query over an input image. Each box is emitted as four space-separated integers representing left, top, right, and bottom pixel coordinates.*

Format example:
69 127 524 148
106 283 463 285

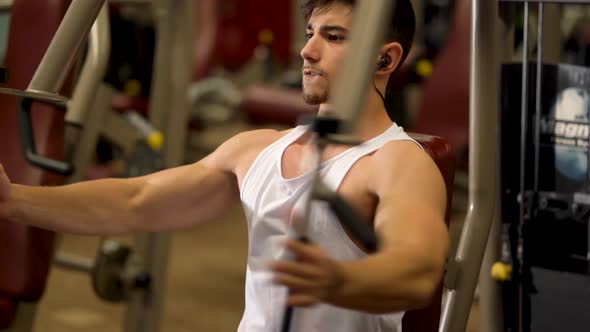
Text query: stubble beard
302 86 329 105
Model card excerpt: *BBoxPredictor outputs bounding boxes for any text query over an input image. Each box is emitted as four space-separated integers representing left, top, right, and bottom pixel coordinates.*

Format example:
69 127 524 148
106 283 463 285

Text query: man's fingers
287 293 319 307
285 240 324 262
273 273 315 291
270 261 320 279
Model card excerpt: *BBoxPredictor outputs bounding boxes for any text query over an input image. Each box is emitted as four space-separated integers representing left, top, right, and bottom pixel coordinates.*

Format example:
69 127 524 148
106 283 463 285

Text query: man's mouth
303 69 323 77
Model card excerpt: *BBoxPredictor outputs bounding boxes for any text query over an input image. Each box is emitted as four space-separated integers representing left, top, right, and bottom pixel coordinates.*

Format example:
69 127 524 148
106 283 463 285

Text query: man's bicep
372 143 447 216
372 186 449 272
135 161 240 231
370 144 447 248
135 129 276 231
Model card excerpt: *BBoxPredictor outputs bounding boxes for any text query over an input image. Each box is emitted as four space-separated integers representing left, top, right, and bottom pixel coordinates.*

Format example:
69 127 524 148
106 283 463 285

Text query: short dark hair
302 0 416 68
302 0 416 121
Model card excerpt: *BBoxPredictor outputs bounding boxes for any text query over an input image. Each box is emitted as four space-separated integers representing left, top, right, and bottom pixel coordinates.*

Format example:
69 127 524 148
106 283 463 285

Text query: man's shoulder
367 139 447 214
228 128 293 152
371 139 428 165
234 128 292 143
203 127 294 172
367 139 440 187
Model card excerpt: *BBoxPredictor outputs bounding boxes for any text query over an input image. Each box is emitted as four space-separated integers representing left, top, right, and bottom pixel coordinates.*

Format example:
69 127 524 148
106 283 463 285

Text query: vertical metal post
146 0 175 130
479 211 504 332
479 4 515 332
28 0 105 94
329 0 395 133
161 0 193 169
440 0 499 330
534 3 544 198
516 4 531 331
124 1 193 331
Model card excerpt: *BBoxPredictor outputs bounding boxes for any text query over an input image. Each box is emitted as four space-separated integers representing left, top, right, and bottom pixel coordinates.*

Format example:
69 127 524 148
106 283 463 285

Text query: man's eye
328 34 345 41
306 33 313 39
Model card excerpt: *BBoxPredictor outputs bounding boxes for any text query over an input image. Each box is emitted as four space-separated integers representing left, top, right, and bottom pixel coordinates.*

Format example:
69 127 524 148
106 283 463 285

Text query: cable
372 79 386 105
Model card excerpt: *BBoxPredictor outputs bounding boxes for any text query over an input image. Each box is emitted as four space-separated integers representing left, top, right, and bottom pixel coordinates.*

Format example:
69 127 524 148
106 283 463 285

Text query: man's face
301 4 352 105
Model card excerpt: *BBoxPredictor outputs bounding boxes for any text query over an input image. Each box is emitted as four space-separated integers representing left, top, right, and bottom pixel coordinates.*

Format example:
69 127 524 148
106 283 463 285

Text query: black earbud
378 55 391 70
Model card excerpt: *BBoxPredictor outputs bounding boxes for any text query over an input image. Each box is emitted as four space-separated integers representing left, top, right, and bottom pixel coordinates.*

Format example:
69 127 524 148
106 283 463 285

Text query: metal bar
65 3 111 184
65 3 110 125
124 1 194 331
534 4 543 196
27 0 104 94
67 85 114 181
517 3 530 331
518 2 530 245
329 0 396 134
54 252 94 273
160 0 193 171
146 0 174 130
124 233 170 332
439 0 500 330
100 111 145 154
479 4 515 332
480 210 504 332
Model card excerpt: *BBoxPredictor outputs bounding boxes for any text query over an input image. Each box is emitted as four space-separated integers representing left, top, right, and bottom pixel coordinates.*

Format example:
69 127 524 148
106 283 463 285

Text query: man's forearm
333 247 444 314
8 178 142 235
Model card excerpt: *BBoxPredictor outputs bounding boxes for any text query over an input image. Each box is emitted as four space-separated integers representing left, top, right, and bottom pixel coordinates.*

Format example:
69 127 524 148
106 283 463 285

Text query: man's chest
281 145 379 224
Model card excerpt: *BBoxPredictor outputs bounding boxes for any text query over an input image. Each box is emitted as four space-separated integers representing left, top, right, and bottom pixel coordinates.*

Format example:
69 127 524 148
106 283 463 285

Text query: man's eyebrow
320 25 349 33
306 24 349 33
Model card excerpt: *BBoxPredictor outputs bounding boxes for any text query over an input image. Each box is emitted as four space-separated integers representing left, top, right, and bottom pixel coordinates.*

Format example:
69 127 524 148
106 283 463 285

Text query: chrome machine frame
444 1 581 332
12 0 569 331
0 1 192 331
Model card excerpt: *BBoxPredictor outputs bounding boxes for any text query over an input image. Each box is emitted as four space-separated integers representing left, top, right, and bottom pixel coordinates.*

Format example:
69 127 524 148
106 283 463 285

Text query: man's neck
316 94 393 141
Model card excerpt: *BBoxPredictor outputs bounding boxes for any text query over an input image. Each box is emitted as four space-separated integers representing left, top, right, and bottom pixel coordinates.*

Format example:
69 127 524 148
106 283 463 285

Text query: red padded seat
0 0 72 328
402 133 455 332
0 298 16 328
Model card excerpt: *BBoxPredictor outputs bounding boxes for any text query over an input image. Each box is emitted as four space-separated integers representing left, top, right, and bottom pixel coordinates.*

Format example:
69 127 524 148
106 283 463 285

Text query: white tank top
238 123 419 332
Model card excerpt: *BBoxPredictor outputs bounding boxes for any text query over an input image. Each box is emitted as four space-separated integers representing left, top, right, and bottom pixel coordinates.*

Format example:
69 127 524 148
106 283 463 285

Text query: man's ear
375 42 403 77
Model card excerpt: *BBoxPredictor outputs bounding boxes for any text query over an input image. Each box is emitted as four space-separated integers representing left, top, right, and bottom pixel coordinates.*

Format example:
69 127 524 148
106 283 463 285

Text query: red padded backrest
411 0 470 165
402 133 455 332
0 298 16 328
0 0 71 323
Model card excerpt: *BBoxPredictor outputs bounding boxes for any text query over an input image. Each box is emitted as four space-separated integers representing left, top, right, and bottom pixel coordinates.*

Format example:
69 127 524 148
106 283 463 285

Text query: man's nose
300 36 320 63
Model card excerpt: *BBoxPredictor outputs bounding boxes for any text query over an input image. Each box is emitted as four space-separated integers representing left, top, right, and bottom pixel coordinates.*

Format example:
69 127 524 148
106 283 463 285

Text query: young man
0 0 449 331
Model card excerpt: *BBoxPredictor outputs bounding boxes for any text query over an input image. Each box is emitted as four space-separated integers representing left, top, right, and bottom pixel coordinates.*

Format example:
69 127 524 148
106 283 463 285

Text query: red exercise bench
0 0 72 328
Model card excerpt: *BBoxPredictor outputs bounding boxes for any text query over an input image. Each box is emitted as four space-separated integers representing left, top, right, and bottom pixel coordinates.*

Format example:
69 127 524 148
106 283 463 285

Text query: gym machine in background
0 0 192 331
445 1 590 332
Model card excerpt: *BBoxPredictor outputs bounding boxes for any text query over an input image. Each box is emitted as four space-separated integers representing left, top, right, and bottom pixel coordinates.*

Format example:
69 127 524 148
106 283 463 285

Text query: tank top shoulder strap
240 125 308 201
323 124 422 191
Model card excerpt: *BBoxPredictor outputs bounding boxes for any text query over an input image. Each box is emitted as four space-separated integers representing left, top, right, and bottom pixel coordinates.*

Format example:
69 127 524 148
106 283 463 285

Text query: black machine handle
315 191 379 253
281 116 380 332
280 193 379 332
18 97 74 175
